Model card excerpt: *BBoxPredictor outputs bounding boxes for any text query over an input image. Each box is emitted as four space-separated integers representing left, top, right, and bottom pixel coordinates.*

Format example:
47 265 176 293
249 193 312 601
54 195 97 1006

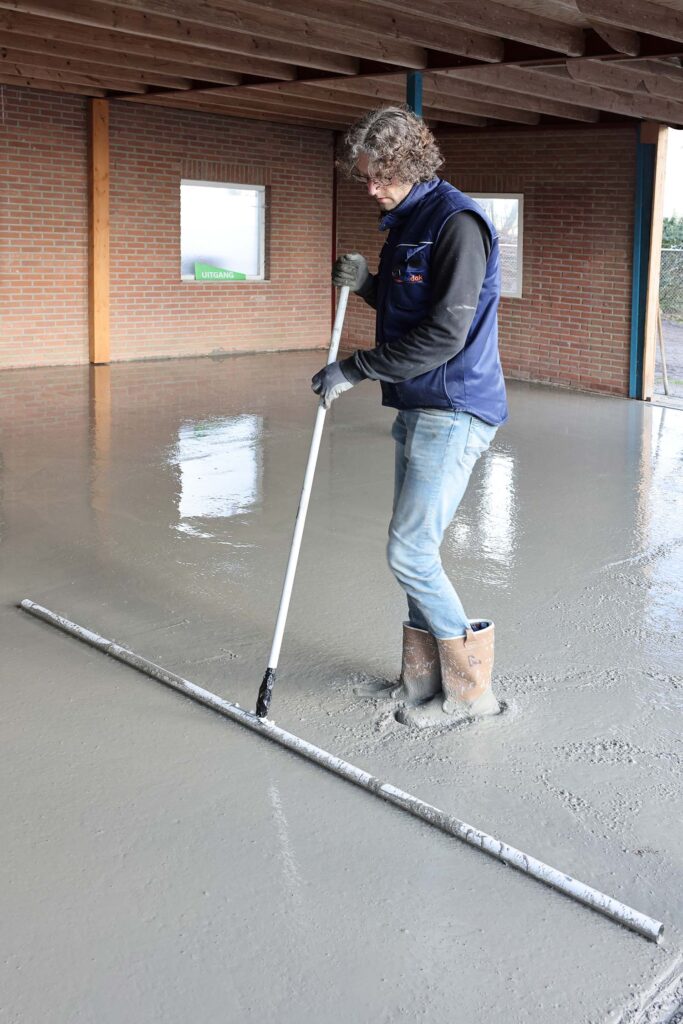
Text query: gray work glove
311 359 357 409
332 252 369 292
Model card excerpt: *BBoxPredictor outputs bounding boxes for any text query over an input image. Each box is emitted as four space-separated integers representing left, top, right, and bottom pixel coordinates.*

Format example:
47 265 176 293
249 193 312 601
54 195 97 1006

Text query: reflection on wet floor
452 446 518 589
170 415 263 537
0 351 681 648
479 449 517 566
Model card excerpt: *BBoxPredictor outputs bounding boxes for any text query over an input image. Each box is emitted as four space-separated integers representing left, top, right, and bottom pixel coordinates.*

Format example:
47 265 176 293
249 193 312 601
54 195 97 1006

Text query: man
311 106 508 730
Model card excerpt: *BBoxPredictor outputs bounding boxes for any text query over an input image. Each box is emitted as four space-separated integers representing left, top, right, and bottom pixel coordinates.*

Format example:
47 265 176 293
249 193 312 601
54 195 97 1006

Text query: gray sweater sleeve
348 212 491 384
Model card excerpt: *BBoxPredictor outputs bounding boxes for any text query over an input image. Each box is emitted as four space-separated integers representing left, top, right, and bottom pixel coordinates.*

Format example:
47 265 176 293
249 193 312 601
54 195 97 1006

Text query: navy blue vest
376 178 508 426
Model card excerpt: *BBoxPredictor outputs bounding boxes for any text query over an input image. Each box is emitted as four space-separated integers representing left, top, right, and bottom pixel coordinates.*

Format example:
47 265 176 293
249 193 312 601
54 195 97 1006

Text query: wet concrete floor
1 351 682 1023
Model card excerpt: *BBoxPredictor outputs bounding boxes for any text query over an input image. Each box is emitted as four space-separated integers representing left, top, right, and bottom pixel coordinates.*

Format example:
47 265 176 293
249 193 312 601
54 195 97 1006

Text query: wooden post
88 99 110 364
641 123 668 401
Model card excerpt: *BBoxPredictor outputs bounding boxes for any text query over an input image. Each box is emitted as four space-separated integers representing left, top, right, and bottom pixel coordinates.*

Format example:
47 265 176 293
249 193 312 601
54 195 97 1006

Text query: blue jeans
388 408 497 639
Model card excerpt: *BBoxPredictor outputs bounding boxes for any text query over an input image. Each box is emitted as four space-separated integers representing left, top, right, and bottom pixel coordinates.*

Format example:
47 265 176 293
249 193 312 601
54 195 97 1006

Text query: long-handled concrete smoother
20 598 663 944
256 284 350 719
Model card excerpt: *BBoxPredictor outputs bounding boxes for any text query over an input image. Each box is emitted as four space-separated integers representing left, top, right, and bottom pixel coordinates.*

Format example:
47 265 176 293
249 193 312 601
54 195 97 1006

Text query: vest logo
392 270 425 284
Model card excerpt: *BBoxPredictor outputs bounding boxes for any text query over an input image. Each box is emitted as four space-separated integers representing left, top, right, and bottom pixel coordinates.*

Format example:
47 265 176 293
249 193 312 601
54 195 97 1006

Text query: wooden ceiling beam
0 30 242 85
170 88 375 119
423 71 600 122
0 11 289 80
566 56 683 102
262 80 538 125
623 58 683 81
299 37 683 86
0 69 106 94
0 0 395 72
358 0 585 56
0 59 149 91
585 22 641 56
443 64 683 123
0 45 192 90
114 0 502 63
135 96 353 129
314 71 600 122
139 84 489 128
101 0 428 67
267 83 495 125
126 91 356 129
576 0 683 45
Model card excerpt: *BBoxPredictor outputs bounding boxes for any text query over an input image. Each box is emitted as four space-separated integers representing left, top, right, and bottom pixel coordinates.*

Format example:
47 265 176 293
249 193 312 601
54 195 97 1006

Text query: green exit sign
194 262 247 281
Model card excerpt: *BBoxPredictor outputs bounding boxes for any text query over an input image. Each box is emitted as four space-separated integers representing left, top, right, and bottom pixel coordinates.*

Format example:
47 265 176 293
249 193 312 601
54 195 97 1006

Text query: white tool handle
267 285 350 671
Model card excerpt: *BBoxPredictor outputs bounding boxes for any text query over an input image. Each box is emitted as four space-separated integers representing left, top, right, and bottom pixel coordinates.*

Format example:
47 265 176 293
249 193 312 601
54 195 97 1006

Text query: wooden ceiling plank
149 86 362 110
111 0 502 63
445 64 683 123
567 56 683 102
126 91 356 128
316 72 600 122
310 73 404 94
0 45 192 89
0 32 219 85
576 0 683 45
99 0 429 67
266 83 491 125
196 95 487 128
180 88 375 119
0 58 148 90
127 93 352 129
586 22 641 56
0 0 402 71
0 69 106 93
355 0 585 55
0 11 294 79
424 71 600 121
423 108 488 126
428 98 537 125
257 80 538 124
143 81 491 127
623 58 683 81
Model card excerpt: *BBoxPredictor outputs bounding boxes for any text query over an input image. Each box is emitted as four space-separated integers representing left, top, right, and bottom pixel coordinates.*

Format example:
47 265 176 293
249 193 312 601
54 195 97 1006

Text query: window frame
470 192 524 299
180 179 267 283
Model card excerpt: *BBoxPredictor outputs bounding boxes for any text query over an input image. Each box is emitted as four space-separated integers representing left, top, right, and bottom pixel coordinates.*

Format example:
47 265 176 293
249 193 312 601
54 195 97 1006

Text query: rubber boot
354 623 441 706
395 620 500 729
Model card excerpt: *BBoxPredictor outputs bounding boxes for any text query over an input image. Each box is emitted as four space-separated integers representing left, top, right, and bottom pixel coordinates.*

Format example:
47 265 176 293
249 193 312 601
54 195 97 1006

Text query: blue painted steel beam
629 133 656 399
406 71 423 116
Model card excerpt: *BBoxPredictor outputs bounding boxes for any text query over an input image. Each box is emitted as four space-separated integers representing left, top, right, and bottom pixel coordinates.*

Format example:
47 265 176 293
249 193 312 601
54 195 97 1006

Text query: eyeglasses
351 171 390 187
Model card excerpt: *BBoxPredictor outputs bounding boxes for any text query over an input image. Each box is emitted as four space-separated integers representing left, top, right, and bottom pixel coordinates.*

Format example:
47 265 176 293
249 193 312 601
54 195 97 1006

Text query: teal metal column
629 133 656 399
406 71 423 116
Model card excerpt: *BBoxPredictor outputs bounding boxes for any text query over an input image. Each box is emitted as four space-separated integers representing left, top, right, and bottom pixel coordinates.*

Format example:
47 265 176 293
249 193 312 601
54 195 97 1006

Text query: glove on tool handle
256 286 351 718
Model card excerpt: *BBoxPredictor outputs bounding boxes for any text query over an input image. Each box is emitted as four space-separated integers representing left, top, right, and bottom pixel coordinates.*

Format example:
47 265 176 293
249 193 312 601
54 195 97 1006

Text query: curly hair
337 105 444 184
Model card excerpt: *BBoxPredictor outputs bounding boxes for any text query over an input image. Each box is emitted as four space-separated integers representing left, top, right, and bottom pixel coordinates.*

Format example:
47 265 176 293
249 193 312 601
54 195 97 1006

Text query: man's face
355 153 413 212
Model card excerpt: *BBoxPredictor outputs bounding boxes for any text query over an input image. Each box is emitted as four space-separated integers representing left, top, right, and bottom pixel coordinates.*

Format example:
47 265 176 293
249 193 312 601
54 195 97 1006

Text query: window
180 180 266 282
471 194 524 298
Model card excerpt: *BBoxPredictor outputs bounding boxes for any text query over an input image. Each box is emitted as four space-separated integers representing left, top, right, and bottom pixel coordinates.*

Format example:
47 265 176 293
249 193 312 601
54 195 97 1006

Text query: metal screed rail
20 599 663 944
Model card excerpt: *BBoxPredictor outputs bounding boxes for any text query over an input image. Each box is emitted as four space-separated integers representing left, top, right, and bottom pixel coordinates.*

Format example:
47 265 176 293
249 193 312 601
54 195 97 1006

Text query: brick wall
108 103 333 361
1 87 334 369
336 124 638 397
1 89 638 394
0 87 89 369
